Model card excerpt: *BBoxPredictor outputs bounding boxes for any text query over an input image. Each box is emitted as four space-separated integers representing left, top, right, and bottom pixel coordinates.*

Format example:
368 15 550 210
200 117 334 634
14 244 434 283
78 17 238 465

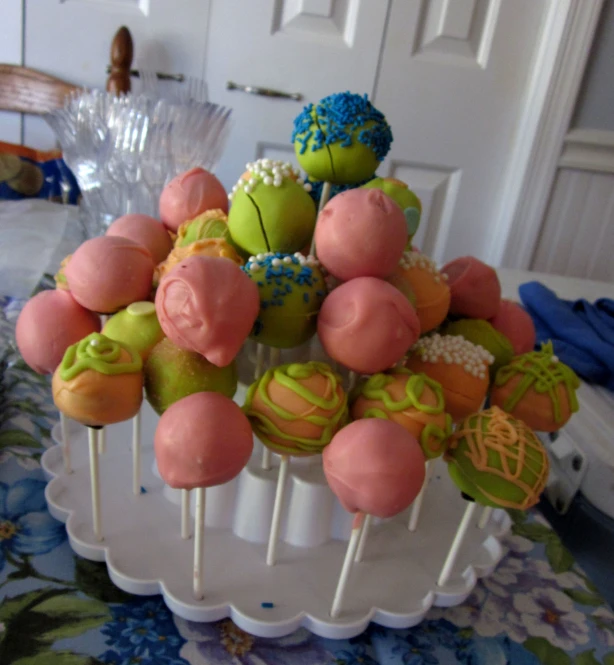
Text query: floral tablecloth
2 294 614 665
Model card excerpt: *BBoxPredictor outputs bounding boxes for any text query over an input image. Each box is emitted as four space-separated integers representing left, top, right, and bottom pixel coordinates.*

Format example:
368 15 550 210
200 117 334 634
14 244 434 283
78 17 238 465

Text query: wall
531 0 614 281
0 0 23 144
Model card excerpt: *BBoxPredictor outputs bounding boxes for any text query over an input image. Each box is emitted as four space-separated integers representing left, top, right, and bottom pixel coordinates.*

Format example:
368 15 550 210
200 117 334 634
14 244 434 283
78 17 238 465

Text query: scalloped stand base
43 398 511 640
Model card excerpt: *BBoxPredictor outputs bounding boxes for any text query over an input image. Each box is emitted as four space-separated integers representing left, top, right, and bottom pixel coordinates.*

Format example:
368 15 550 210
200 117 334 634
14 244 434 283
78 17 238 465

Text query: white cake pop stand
42 383 511 640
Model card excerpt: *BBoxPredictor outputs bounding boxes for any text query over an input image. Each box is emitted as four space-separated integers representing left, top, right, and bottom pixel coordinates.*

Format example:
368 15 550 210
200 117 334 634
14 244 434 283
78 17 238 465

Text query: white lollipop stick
59 412 72 474
132 410 141 495
437 500 478 587
254 343 266 380
348 371 358 393
193 487 206 599
88 427 103 542
478 505 494 529
408 459 435 532
266 454 290 566
181 489 191 539
97 427 106 455
354 513 372 563
310 182 332 255
269 347 281 368
331 513 366 618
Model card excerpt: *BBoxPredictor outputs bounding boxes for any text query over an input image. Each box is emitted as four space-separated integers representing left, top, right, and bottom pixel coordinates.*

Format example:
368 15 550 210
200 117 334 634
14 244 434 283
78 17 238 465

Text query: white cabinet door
206 0 391 190
374 0 552 264
0 0 24 144
23 0 211 149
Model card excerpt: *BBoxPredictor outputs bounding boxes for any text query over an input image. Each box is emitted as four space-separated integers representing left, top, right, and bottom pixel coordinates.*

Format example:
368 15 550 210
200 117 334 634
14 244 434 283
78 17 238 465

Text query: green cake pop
144 337 237 415
243 252 327 349
444 406 549 510
227 159 316 256
292 92 393 185
102 302 164 362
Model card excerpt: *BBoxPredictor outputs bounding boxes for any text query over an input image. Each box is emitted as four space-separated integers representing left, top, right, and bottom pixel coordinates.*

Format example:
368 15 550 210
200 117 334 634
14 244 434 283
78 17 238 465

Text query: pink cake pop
442 256 501 319
314 189 407 282
318 277 420 375
155 255 259 367
64 236 155 314
324 419 426 519
106 214 173 264
16 289 100 374
155 392 253 490
489 299 536 355
159 167 228 233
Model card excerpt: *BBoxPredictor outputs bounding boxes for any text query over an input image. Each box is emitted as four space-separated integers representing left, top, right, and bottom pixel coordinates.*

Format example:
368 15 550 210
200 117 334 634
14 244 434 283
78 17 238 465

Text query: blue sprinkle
316 290 325 297
261 602 274 609
303 292 309 303
285 284 292 293
140 487 147 494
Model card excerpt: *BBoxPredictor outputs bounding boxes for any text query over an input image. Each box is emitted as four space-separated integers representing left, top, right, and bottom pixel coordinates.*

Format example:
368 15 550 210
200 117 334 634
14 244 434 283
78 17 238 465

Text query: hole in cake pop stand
44 389 512 639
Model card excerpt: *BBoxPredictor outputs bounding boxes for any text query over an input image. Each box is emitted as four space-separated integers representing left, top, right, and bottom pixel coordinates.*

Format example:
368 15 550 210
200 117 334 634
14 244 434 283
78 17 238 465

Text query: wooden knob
106 26 133 95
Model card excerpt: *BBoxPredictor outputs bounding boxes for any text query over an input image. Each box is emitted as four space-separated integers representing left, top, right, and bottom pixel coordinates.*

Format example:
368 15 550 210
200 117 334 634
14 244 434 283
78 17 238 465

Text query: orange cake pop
52 333 143 427
243 361 347 456
490 342 580 432
387 251 451 333
351 369 452 460
405 334 493 422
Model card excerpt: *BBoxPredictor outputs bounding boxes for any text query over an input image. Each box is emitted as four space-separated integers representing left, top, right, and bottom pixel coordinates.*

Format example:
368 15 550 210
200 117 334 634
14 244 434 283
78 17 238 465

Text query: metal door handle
226 81 302 101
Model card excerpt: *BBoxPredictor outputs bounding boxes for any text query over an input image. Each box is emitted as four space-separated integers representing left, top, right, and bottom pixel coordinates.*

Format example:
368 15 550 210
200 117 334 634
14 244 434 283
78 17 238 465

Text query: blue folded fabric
519 281 614 391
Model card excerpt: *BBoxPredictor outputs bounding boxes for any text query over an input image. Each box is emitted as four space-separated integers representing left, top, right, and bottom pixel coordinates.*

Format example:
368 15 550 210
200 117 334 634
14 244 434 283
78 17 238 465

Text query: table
2 275 614 665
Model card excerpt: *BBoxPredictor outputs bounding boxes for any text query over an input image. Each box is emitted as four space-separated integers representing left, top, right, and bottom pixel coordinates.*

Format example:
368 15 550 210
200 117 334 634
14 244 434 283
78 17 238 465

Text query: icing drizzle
445 406 549 510
60 333 142 380
292 92 393 162
243 361 347 455
495 341 580 423
355 369 453 457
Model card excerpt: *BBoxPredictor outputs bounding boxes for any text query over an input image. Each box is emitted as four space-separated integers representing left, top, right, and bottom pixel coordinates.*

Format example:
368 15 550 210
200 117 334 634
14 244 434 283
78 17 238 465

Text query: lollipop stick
354 513 372 563
331 512 365 619
193 487 206 599
97 427 106 455
132 410 141 495
181 489 191 539
88 428 102 542
262 446 272 471
266 454 290 566
437 501 478 587
478 506 494 529
269 347 281 368
254 343 266 380
310 181 332 255
408 459 435 532
59 412 72 474
348 371 358 393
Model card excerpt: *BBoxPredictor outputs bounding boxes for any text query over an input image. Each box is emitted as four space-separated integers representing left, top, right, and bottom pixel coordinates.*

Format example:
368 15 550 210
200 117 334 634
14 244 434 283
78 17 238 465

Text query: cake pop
318 277 421 375
323 418 425 618
489 299 536 355
490 342 580 432
314 188 407 282
155 391 254 599
405 334 493 422
64 236 155 314
292 92 393 185
16 289 100 375
144 337 237 414
362 177 422 244
388 251 450 334
441 318 514 379
102 301 164 362
155 255 259 367
106 213 173 264
242 252 327 348
227 159 316 256
445 406 549 510
244 361 347 456
442 256 501 320
175 209 230 248
351 369 452 460
154 238 244 287
54 254 71 290
159 167 228 233
52 332 143 427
